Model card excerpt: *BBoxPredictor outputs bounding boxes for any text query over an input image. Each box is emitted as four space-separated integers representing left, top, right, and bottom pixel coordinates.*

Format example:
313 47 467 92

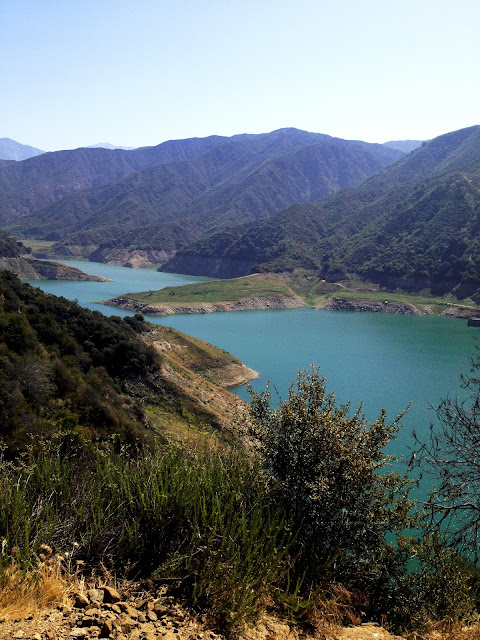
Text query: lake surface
28 261 477 470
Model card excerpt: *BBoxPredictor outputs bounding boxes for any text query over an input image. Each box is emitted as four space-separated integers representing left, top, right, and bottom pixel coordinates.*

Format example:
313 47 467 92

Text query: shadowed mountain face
161 126 480 298
3 129 403 263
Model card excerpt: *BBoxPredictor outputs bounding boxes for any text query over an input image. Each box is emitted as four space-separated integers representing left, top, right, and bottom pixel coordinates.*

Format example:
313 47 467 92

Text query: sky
1 0 479 151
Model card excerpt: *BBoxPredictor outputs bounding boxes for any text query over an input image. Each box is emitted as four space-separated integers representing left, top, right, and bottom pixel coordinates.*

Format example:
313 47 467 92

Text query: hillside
383 139 423 153
161 125 480 297
0 230 108 281
0 271 255 454
0 135 229 225
3 129 403 264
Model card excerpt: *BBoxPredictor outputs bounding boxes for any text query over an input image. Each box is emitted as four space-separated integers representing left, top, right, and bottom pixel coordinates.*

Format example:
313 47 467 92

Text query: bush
248 366 415 590
413 352 480 561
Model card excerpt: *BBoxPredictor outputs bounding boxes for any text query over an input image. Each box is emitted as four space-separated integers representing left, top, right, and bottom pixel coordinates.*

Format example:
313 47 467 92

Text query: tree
412 352 480 562
248 366 414 587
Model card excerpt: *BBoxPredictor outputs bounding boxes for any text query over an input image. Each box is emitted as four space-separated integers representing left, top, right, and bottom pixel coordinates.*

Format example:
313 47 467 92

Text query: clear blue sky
1 0 479 151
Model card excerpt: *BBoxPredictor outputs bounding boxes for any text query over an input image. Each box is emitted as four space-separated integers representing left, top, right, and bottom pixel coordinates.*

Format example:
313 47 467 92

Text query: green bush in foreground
248 367 479 632
248 367 415 588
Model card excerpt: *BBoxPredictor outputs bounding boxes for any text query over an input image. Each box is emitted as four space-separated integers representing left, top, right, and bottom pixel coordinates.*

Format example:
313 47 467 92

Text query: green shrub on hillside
248 366 415 589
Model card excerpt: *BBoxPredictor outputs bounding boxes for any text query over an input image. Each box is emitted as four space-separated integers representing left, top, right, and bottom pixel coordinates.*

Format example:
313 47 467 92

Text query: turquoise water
28 261 477 468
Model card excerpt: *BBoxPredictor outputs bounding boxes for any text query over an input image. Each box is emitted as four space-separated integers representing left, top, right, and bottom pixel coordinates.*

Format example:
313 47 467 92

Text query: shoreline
102 293 480 320
101 294 305 316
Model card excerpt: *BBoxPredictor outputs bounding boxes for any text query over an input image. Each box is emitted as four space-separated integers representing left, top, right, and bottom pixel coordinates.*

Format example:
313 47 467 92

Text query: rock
147 610 158 622
102 586 121 603
74 593 90 608
152 604 169 617
118 603 139 618
119 616 137 633
70 629 89 638
100 619 113 637
87 588 104 604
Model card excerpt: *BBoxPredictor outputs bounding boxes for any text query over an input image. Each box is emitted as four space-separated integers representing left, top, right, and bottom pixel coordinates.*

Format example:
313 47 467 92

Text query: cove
28 261 477 468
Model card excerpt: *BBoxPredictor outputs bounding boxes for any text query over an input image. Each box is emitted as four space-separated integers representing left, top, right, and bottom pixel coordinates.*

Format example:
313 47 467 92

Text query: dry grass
422 621 480 640
0 556 74 621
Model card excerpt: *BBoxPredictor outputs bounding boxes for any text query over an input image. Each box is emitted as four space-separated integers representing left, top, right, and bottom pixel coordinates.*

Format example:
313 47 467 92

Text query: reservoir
28 261 477 468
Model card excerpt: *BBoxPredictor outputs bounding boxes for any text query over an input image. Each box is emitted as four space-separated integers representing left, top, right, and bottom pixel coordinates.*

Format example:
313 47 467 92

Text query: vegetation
1 363 479 634
0 443 297 630
3 268 480 634
0 271 249 455
248 368 414 587
412 351 480 561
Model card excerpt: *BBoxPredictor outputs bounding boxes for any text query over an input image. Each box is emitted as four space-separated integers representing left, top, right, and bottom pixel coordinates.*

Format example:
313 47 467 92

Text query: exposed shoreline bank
101 294 305 316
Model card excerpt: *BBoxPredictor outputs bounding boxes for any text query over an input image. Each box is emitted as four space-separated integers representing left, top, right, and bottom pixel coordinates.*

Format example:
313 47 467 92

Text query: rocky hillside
0 579 405 640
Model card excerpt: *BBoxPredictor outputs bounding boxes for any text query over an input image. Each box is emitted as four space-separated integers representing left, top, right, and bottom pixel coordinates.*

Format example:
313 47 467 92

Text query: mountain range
1 125 479 298
1 129 403 265
162 126 480 297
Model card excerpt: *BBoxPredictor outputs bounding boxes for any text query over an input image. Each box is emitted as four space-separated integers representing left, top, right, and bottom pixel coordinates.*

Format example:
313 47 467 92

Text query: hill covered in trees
0 271 255 455
162 126 480 298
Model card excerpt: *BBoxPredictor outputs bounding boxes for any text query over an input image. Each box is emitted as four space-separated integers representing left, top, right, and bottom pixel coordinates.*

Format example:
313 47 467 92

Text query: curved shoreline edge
101 294 306 316
101 293 479 319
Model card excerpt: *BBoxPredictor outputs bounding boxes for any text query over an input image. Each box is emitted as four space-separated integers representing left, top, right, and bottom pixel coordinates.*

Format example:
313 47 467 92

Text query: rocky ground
320 298 419 315
0 584 404 640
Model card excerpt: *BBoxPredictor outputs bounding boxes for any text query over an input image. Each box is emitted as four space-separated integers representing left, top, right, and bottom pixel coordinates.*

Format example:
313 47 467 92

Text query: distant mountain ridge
383 140 423 153
87 142 135 150
2 128 404 265
0 138 44 161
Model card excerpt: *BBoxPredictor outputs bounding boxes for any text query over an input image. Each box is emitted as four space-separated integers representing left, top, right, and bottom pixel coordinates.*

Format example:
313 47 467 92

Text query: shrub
248 366 415 591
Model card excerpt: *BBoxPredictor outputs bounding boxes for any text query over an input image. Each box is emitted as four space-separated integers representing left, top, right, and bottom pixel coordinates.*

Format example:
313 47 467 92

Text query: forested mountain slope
161 125 480 297
0 135 229 224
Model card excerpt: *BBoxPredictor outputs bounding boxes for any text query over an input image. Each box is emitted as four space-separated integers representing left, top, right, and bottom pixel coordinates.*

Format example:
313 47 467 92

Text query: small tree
412 352 480 562
248 366 414 588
